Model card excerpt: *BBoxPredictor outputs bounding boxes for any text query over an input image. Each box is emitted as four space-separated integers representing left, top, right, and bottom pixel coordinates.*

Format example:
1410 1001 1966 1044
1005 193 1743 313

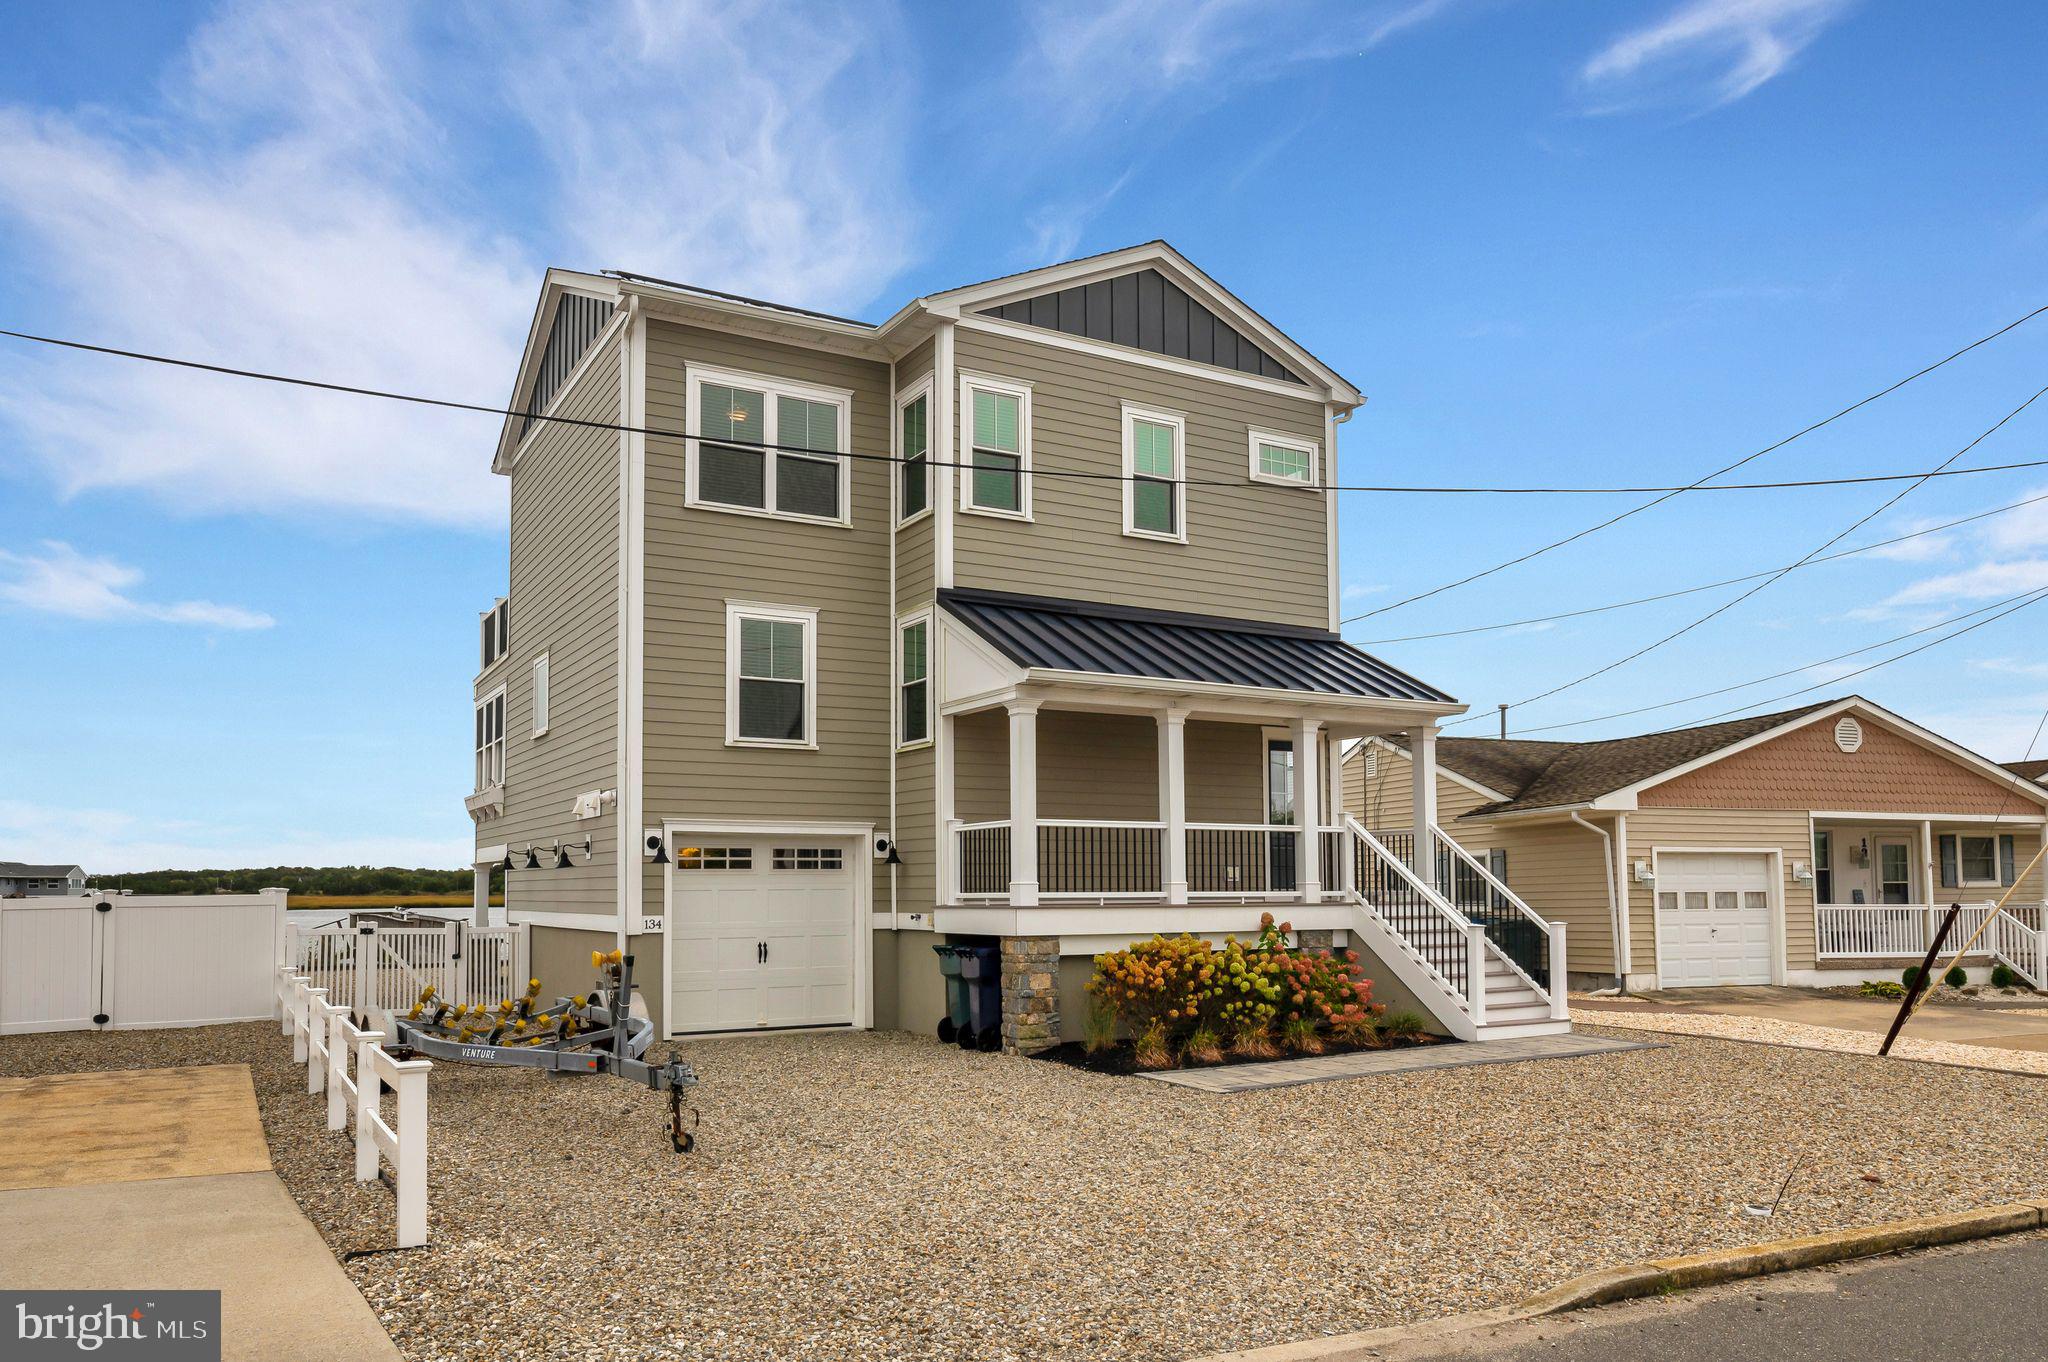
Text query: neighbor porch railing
1816 901 2047 978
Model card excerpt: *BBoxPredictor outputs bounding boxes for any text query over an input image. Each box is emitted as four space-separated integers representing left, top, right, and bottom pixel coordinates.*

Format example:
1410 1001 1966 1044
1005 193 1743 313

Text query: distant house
1344 697 2048 991
2004 759 2048 789
0 862 87 897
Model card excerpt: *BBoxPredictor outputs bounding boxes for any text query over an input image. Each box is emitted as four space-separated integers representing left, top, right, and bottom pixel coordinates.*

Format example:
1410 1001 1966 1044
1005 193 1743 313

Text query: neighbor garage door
1656 852 1775 987
666 839 856 1034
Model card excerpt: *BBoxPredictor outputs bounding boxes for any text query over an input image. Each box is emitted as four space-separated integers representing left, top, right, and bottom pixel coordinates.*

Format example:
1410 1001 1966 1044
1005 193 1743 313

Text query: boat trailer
392 950 701 1153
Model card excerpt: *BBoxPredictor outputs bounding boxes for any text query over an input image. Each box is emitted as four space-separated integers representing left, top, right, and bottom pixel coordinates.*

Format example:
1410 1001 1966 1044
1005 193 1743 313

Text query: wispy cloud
1874 485 2048 610
1580 0 1852 114
1883 560 2048 608
0 541 272 629
0 1 918 527
0 798 464 874
1342 583 1389 602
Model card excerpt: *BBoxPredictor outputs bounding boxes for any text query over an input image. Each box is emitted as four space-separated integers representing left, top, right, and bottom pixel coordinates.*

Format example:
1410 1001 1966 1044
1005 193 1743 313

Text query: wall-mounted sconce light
554 837 593 869
1632 859 1654 883
644 830 670 865
1792 860 1813 882
522 845 542 871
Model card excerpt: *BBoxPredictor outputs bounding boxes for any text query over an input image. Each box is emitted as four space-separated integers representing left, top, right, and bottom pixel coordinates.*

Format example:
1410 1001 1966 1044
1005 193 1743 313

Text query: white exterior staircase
1335 816 1570 1042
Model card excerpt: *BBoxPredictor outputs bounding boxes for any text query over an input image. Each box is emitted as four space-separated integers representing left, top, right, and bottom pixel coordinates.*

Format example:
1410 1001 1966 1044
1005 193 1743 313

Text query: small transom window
1249 430 1319 487
773 847 844 870
676 846 753 870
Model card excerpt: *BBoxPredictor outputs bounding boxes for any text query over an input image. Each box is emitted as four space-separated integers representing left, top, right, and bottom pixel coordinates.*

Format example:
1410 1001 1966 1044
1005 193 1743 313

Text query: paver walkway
0 1062 400 1362
1139 1032 1654 1092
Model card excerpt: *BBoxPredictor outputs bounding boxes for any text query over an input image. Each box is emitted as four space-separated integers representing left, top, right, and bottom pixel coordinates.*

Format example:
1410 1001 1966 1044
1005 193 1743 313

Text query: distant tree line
91 866 488 896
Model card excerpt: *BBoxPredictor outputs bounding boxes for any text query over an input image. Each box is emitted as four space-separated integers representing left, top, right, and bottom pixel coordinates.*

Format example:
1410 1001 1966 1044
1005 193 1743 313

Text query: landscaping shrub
1082 1001 1117 1054
1084 913 1379 1067
1379 1008 1432 1042
1859 979 1905 999
1901 966 1923 988
1991 962 2020 990
1944 965 1968 988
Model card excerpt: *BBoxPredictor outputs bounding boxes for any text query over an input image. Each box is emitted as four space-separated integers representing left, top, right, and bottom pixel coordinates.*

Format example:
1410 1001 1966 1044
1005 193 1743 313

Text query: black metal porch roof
937 589 1457 704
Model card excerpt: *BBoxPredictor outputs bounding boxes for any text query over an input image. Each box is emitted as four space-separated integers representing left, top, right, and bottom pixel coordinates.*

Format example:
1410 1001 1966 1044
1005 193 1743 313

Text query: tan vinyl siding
1341 743 1491 833
951 714 1267 825
893 335 938 912
1463 816 1619 975
494 338 622 921
1623 807 1815 972
951 327 1329 627
642 319 893 917
895 334 937 610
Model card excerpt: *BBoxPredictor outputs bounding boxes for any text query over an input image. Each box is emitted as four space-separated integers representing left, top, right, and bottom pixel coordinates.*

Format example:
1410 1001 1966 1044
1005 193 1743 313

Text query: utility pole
1498 703 1508 739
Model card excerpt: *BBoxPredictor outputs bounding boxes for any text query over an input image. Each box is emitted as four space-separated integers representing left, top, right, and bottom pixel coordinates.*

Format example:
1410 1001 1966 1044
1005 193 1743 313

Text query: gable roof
2005 759 2048 786
0 862 83 878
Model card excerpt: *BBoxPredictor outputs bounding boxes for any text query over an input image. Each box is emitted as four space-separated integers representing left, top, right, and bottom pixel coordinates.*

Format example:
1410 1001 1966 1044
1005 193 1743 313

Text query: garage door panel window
772 847 845 871
676 846 753 870
727 604 818 748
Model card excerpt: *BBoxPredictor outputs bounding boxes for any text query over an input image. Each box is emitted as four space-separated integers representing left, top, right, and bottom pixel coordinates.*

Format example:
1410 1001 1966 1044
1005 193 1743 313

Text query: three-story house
468 242 1567 1053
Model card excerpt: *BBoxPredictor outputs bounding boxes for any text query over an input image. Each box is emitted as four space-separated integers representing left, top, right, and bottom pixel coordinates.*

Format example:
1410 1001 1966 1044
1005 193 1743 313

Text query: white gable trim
1590 698 2048 812
923 242 1359 407
492 270 625 474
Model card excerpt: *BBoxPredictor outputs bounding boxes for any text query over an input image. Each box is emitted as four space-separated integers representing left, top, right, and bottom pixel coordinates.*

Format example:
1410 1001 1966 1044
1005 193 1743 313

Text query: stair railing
1432 824 1564 1014
1342 816 1487 1023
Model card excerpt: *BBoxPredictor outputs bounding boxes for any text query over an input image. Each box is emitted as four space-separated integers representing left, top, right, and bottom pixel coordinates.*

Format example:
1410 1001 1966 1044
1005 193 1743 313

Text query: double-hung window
1122 404 1186 542
959 376 1030 517
899 612 930 748
898 384 930 523
480 598 508 669
474 689 505 790
687 368 852 525
1249 429 1320 487
726 602 818 747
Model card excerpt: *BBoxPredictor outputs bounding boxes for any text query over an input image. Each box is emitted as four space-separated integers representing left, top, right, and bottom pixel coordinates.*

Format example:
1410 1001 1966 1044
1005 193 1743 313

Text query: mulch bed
1031 1030 1440 1076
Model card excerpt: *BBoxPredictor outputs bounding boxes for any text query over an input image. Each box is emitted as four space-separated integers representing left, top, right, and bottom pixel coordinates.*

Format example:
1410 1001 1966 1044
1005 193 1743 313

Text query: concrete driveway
1574 986 2048 1054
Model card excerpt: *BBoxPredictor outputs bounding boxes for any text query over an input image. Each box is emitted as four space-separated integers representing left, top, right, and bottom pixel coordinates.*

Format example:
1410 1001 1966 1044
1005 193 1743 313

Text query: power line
8 325 2048 495
1448 382 2048 727
1347 301 2048 620
1351 487 2048 642
1503 587 2048 735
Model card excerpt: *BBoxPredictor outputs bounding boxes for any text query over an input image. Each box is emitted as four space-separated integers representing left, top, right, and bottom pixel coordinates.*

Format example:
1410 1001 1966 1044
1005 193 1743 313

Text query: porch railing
949 821 1343 901
1815 902 2047 973
1187 824 1297 897
1039 821 1164 897
955 821 1011 899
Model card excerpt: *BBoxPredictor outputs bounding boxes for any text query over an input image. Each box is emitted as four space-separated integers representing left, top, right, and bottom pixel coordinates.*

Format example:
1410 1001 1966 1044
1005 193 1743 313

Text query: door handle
757 941 767 964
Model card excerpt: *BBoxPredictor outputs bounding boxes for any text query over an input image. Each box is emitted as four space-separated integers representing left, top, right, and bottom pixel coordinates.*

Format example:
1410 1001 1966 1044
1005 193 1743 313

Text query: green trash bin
932 944 972 1044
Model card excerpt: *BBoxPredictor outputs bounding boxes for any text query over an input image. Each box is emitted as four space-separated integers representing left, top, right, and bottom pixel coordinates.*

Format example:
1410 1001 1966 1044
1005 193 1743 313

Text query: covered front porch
1811 815 2048 978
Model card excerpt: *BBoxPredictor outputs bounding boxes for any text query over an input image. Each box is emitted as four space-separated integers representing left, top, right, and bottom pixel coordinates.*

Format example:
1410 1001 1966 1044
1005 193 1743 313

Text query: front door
1265 738 1297 893
1877 838 1913 904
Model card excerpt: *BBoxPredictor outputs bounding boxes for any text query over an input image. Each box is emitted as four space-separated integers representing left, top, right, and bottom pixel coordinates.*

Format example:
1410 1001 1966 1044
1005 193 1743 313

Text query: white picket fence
0 890 289 1034
278 969 430 1247
286 922 528 1023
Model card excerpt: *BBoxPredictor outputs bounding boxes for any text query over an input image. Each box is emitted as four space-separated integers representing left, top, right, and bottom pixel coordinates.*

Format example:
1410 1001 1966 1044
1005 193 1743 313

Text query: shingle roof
2004 759 2048 785
1377 702 1841 816
0 862 83 878
939 589 1457 704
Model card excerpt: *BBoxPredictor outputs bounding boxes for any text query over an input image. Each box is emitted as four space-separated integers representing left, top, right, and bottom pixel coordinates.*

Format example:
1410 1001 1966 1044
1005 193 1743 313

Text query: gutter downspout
1571 811 1621 991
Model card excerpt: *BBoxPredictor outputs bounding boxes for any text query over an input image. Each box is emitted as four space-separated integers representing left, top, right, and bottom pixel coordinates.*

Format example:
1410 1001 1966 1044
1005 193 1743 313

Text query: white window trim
724 599 820 750
474 685 506 792
1955 830 2004 888
530 651 551 738
896 377 934 528
1120 402 1187 544
1248 428 1321 488
897 608 934 752
684 363 855 529
957 372 1033 521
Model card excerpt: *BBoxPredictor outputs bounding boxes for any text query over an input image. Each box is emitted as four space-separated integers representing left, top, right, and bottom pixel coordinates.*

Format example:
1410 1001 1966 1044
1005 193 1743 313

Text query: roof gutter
1570 811 1624 990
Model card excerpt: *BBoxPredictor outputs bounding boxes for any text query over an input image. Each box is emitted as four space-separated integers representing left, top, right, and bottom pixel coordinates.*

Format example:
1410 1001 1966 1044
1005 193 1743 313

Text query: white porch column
1156 707 1189 905
1409 724 1439 890
1292 718 1322 902
936 711 957 903
1007 701 1040 907
472 864 491 928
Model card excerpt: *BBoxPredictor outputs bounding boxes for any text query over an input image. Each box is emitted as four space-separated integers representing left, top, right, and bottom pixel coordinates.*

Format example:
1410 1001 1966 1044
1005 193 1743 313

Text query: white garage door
667 839 856 1034
1656 852 1775 987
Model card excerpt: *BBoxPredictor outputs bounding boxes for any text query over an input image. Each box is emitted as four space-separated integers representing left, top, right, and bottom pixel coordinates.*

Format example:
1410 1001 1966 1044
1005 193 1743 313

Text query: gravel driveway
6 1023 2047 1362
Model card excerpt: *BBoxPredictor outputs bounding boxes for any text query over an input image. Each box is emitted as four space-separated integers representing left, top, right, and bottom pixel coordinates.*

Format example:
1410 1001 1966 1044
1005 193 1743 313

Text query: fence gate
0 890 289 1034
288 923 527 1021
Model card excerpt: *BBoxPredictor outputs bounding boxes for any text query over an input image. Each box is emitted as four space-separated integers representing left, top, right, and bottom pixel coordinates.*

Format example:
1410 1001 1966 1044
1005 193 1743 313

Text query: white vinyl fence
0 890 289 1034
279 970 430 1247
286 922 528 1022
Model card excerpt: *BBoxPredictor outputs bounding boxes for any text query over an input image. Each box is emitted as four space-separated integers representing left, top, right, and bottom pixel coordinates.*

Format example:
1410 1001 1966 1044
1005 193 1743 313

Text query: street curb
1192 1202 2048 1362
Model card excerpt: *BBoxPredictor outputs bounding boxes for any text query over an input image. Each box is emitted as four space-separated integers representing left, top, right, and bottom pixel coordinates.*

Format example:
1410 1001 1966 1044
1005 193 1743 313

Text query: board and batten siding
950 327 1330 628
640 319 894 920
495 338 622 922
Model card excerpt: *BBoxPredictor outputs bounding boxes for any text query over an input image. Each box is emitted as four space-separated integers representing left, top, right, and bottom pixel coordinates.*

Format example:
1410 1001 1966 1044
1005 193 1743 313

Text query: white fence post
1465 922 1487 1027
277 967 298 1035
393 1060 428 1248
513 923 531 999
354 926 374 1021
1548 922 1568 1020
290 976 311 1062
353 1036 381 1183
302 985 329 1093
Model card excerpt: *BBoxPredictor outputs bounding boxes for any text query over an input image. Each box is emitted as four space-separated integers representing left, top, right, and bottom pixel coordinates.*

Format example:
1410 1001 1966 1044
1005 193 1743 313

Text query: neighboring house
466 241 1568 1053
2004 759 2048 789
0 862 86 897
1343 696 2048 991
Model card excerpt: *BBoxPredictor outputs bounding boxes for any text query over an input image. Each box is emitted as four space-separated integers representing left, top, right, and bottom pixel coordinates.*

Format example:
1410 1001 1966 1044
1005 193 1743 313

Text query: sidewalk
0 1064 400 1362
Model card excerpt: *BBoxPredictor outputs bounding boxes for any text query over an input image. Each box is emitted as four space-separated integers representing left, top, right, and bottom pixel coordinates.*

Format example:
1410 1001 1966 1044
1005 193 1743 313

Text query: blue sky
3 0 2047 871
